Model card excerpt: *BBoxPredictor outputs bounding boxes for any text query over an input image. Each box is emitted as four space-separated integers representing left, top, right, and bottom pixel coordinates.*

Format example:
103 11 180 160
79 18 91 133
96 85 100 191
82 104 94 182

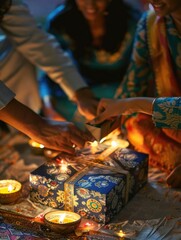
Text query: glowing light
59 159 68 173
111 140 118 147
118 230 125 237
90 140 99 154
8 184 14 192
59 213 66 223
29 140 44 148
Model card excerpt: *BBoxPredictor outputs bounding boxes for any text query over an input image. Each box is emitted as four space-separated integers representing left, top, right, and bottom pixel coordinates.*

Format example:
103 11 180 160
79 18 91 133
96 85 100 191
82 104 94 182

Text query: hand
166 164 181 188
90 98 124 125
90 97 154 125
30 119 92 154
0 98 93 155
73 88 99 121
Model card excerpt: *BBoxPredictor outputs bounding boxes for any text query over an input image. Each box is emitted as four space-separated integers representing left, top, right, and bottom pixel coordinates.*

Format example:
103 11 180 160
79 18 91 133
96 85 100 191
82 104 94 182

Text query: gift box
29 149 148 224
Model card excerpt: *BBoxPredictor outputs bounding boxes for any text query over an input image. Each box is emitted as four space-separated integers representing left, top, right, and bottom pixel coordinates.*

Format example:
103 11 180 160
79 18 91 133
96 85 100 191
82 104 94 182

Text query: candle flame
8 184 14 192
111 140 118 147
59 160 68 173
90 141 98 154
85 222 92 226
118 230 125 237
59 213 66 223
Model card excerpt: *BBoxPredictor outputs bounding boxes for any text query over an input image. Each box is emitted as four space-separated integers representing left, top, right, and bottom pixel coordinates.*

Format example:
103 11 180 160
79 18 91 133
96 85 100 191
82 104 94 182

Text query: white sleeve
1 0 87 99
0 81 15 110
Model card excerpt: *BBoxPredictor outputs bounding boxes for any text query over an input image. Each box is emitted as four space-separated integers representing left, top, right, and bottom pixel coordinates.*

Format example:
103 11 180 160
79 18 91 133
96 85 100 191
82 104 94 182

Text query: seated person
109 0 181 179
39 0 141 121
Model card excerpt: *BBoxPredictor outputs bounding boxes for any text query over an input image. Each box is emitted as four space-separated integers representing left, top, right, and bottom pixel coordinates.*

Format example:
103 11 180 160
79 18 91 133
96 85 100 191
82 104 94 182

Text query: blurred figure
39 0 141 121
113 0 181 174
0 0 97 122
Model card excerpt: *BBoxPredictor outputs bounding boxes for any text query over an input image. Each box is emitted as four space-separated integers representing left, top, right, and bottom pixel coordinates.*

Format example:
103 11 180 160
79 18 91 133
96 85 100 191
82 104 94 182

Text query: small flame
59 160 68 173
85 222 92 227
111 140 118 147
8 184 14 192
90 141 98 154
59 213 66 223
118 230 125 237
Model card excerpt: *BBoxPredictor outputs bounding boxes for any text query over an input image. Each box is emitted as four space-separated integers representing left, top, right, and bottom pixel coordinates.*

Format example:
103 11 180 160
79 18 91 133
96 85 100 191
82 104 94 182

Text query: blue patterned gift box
30 163 127 224
29 148 148 224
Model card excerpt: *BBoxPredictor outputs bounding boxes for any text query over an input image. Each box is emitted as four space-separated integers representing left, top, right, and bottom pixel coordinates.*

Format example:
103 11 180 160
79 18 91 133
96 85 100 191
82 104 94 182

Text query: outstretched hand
30 119 92 155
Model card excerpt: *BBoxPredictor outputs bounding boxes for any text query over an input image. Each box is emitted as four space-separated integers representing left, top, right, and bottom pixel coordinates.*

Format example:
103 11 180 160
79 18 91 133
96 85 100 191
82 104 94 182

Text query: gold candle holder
0 179 22 204
44 210 81 234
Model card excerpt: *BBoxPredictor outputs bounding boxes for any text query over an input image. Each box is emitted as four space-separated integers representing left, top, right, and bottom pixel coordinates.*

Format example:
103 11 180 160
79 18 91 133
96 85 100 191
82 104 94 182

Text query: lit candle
44 210 81 234
0 180 22 204
98 139 129 160
28 139 44 155
116 229 126 239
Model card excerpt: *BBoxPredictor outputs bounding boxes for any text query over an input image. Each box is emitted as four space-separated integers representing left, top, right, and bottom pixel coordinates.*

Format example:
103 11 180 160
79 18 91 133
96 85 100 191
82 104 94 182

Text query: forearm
127 97 154 115
0 98 44 139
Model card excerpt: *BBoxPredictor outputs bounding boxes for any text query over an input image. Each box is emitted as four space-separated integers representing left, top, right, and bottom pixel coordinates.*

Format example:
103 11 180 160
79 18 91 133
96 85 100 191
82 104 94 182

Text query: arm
91 97 181 130
0 82 90 154
90 97 154 124
1 0 87 100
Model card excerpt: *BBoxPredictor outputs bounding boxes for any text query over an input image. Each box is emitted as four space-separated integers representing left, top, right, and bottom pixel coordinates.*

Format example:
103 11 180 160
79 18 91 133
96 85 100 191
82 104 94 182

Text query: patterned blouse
153 97 181 129
116 12 181 98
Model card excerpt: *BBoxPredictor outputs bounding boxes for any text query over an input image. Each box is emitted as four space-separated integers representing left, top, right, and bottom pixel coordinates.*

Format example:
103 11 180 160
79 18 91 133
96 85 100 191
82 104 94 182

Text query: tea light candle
0 180 22 204
44 210 81 234
29 139 44 155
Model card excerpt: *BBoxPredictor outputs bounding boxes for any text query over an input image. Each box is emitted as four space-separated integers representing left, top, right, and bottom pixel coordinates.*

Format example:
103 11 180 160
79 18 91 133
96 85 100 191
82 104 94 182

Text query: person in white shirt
0 0 98 120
